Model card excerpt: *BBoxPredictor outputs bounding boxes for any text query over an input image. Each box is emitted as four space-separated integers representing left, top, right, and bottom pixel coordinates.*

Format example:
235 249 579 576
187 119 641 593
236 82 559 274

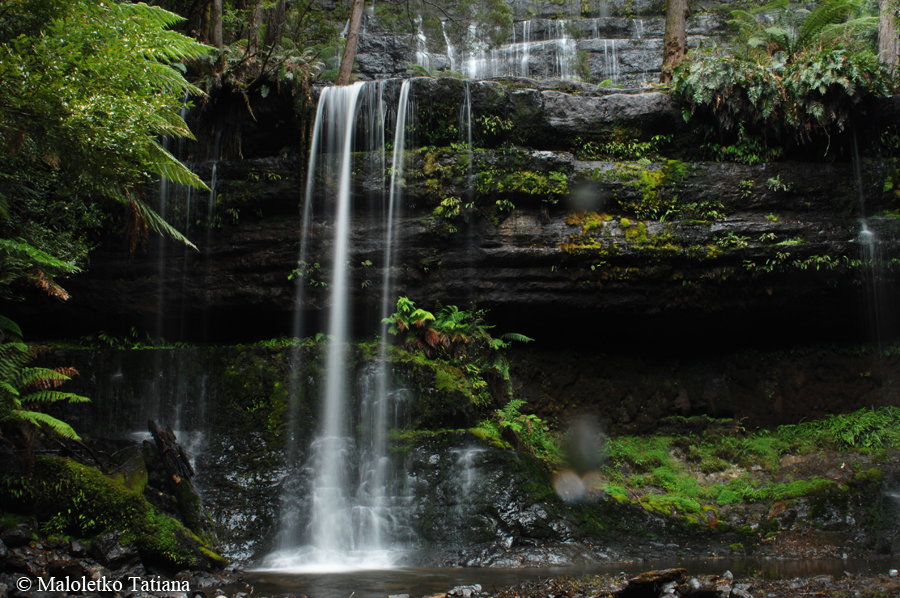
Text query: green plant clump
384 296 533 405
672 0 894 159
475 398 562 463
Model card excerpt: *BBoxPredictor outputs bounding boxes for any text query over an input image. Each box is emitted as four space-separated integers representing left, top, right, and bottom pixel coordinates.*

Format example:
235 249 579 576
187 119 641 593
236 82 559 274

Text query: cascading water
601 39 620 83
551 21 575 79
201 155 219 343
461 20 579 80
265 80 416 571
415 18 433 71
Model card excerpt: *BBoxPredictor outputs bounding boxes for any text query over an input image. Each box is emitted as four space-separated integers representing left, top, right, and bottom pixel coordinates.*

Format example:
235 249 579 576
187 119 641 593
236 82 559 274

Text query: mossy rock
1 456 226 571
107 446 148 494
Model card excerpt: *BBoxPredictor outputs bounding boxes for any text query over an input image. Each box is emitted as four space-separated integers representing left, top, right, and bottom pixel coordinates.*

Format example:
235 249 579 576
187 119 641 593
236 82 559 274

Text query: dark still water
246 558 899 598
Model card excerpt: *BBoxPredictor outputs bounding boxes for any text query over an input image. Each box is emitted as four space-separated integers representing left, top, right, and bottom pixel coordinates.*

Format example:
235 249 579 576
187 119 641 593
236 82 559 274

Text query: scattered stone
890 569 898 577
69 539 86 557
448 584 482 597
89 532 139 566
0 525 32 548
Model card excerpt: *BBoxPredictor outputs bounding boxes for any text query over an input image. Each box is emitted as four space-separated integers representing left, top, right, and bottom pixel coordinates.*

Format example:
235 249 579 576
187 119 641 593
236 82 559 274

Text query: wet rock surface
487 571 900 598
0 531 245 598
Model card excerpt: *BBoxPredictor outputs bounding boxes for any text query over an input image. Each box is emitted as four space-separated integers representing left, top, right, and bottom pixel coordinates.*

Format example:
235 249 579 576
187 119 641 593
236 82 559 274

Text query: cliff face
13 79 896 347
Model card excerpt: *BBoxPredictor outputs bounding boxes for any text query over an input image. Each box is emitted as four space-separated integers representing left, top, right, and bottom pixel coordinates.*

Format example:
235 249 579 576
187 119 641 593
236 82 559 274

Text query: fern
0 317 88 440
499 333 535 344
15 411 81 440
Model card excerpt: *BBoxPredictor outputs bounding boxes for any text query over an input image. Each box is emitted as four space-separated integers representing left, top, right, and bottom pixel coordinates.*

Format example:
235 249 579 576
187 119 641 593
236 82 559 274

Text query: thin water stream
248 559 898 598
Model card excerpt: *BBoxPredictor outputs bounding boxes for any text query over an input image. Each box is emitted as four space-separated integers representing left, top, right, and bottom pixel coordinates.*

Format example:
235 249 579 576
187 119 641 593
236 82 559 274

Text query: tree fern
796 0 853 50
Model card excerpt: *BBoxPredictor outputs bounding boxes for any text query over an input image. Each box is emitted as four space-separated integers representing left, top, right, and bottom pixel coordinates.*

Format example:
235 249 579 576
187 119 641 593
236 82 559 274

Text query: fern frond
0 316 23 342
797 0 852 49
29 269 70 301
21 390 90 404
116 2 186 28
0 381 20 398
146 140 209 189
17 366 75 390
14 410 81 439
499 332 535 343
127 194 198 250
0 239 79 274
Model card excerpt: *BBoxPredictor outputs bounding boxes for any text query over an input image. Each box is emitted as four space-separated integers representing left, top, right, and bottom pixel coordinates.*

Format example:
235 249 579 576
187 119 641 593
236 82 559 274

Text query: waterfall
852 129 896 387
265 80 416 571
459 20 578 80
520 20 531 78
415 18 432 71
368 79 411 553
449 448 485 523
442 22 457 72
155 147 170 341
602 39 620 83
312 82 367 565
551 21 575 79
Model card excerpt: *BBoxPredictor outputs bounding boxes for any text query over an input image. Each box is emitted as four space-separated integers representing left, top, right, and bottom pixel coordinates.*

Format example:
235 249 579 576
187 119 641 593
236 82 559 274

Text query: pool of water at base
246 558 900 598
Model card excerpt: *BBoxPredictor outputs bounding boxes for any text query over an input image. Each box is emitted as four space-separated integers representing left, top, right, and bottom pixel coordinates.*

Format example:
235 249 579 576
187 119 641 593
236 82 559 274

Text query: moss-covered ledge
1 456 227 571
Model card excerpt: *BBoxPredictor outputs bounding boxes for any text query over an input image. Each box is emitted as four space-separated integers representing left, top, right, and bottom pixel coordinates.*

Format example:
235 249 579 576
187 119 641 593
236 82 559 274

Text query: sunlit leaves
0 1 211 298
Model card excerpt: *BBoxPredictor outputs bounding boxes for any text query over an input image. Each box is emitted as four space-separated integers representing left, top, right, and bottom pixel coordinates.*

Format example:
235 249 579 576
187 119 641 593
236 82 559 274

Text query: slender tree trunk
211 0 223 49
661 0 688 84
265 0 287 49
247 2 266 57
879 0 899 73
198 0 210 44
336 0 365 86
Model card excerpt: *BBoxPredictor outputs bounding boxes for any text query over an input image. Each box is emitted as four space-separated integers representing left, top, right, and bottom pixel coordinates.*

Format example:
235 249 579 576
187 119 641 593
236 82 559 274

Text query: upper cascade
355 14 722 86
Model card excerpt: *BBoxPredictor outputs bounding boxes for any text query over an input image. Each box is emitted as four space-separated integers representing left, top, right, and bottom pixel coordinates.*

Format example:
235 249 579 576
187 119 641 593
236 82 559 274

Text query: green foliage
600 409 900 516
0 317 87 441
614 160 690 221
406 62 464 79
384 297 532 404
0 0 209 296
673 20 893 156
476 399 562 464
729 0 877 62
574 133 671 161
0 456 224 568
214 9 326 89
778 406 900 450
288 260 326 288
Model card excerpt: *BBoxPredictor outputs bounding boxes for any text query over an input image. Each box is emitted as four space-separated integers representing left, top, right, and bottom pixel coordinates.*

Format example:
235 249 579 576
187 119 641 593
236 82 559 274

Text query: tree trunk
661 0 689 84
879 0 899 73
211 0 223 49
247 1 265 57
336 0 365 86
265 0 287 49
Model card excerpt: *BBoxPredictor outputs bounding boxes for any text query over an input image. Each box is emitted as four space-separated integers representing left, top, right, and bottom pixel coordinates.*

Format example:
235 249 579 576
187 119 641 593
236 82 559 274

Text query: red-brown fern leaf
30 269 70 301
125 197 150 259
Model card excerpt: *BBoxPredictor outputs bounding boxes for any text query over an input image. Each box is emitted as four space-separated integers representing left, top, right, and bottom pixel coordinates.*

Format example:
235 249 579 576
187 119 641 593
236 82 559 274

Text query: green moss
624 220 648 245
1 457 226 570
584 211 613 231
435 366 467 393
856 467 885 484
